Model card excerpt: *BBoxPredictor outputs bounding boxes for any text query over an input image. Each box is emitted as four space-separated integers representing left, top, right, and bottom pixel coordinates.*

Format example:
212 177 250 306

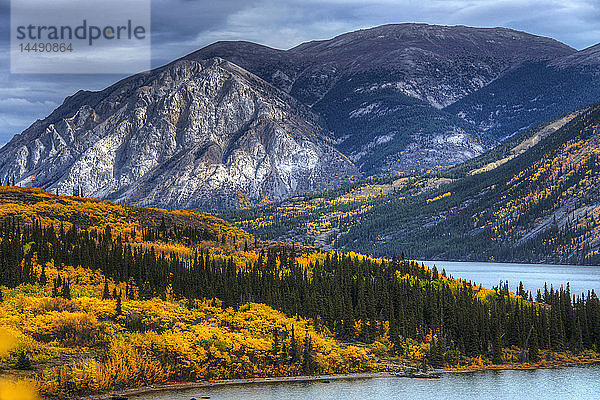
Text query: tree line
1 217 600 365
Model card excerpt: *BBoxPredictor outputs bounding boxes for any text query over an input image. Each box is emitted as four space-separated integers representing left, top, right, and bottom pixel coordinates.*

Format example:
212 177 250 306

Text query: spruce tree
61 279 71 300
529 328 540 362
102 280 110 300
290 326 298 363
492 325 503 364
39 264 47 285
271 329 280 363
51 278 59 297
116 293 122 316
302 330 315 374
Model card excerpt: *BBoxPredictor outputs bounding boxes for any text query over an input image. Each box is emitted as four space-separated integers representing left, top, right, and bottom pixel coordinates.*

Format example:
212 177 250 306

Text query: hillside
2 186 599 398
0 185 251 249
223 104 600 264
446 59 600 141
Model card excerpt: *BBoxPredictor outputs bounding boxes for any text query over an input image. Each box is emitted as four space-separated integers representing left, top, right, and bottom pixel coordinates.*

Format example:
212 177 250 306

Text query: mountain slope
223 104 600 264
447 44 600 141
191 24 574 107
311 72 493 174
186 24 576 174
340 103 600 262
0 58 358 209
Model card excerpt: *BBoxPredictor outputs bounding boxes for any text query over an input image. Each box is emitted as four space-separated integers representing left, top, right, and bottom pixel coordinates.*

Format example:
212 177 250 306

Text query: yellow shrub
25 311 102 346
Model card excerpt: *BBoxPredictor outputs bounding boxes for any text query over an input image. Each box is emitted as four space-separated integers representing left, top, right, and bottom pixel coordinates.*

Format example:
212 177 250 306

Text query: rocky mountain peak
0 57 358 209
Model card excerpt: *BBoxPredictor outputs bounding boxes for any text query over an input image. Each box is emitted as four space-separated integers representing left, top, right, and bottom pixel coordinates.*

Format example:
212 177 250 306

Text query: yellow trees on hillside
0 264 375 398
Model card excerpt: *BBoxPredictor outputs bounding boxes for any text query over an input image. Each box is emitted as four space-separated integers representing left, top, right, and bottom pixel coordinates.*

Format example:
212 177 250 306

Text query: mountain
189 24 577 174
0 58 357 209
447 44 600 141
191 24 574 107
3 24 599 208
223 103 600 264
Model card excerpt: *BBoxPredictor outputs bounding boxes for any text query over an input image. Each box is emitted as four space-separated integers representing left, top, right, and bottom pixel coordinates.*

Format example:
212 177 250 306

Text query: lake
131 365 600 400
421 260 600 296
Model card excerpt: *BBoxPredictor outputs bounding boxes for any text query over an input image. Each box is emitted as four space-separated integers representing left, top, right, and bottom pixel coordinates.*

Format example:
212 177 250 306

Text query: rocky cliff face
0 58 357 209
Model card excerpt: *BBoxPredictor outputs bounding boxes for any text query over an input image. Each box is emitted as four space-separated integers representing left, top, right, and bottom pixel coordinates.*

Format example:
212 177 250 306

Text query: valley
222 104 600 265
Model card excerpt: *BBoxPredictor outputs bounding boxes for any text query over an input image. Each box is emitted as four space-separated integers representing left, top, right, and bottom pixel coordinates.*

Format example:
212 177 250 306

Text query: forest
1 189 600 399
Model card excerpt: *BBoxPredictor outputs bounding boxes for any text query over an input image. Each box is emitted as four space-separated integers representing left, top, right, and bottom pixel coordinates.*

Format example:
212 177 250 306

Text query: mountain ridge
3 23 600 208
0 57 358 209
185 23 591 174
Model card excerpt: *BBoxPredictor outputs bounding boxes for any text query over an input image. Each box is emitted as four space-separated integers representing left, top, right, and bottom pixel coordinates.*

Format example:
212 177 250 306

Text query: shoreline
84 372 393 400
84 359 600 400
441 358 600 374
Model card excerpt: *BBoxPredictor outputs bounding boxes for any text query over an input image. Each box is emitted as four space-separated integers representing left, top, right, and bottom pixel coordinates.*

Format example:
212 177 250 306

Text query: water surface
132 365 600 400
422 260 600 296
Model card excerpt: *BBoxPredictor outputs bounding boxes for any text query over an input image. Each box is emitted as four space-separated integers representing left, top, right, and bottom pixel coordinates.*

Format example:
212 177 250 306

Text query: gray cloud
0 0 599 145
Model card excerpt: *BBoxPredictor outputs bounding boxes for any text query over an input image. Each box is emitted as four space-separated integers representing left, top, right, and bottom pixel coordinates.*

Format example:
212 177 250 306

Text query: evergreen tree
290 326 298 363
529 328 540 362
102 280 110 300
429 336 445 368
39 263 47 285
15 351 32 370
116 292 122 316
271 329 280 363
60 279 71 300
51 278 59 297
302 329 315 374
492 323 503 364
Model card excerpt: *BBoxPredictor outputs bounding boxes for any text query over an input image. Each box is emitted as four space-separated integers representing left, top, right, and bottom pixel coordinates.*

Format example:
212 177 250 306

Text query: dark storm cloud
0 0 599 145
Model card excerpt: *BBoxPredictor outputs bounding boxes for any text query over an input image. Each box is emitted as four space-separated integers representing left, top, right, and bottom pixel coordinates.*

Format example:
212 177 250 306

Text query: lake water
421 260 600 296
132 365 600 400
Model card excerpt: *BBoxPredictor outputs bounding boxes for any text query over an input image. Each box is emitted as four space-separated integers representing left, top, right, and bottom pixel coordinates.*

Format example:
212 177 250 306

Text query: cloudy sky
0 0 599 146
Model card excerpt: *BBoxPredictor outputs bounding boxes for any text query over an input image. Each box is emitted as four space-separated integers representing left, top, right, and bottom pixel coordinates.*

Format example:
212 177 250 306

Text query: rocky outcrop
187 24 577 174
0 58 357 209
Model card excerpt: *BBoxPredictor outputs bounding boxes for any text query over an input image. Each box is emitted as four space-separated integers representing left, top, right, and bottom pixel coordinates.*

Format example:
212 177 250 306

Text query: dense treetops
0 186 251 246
